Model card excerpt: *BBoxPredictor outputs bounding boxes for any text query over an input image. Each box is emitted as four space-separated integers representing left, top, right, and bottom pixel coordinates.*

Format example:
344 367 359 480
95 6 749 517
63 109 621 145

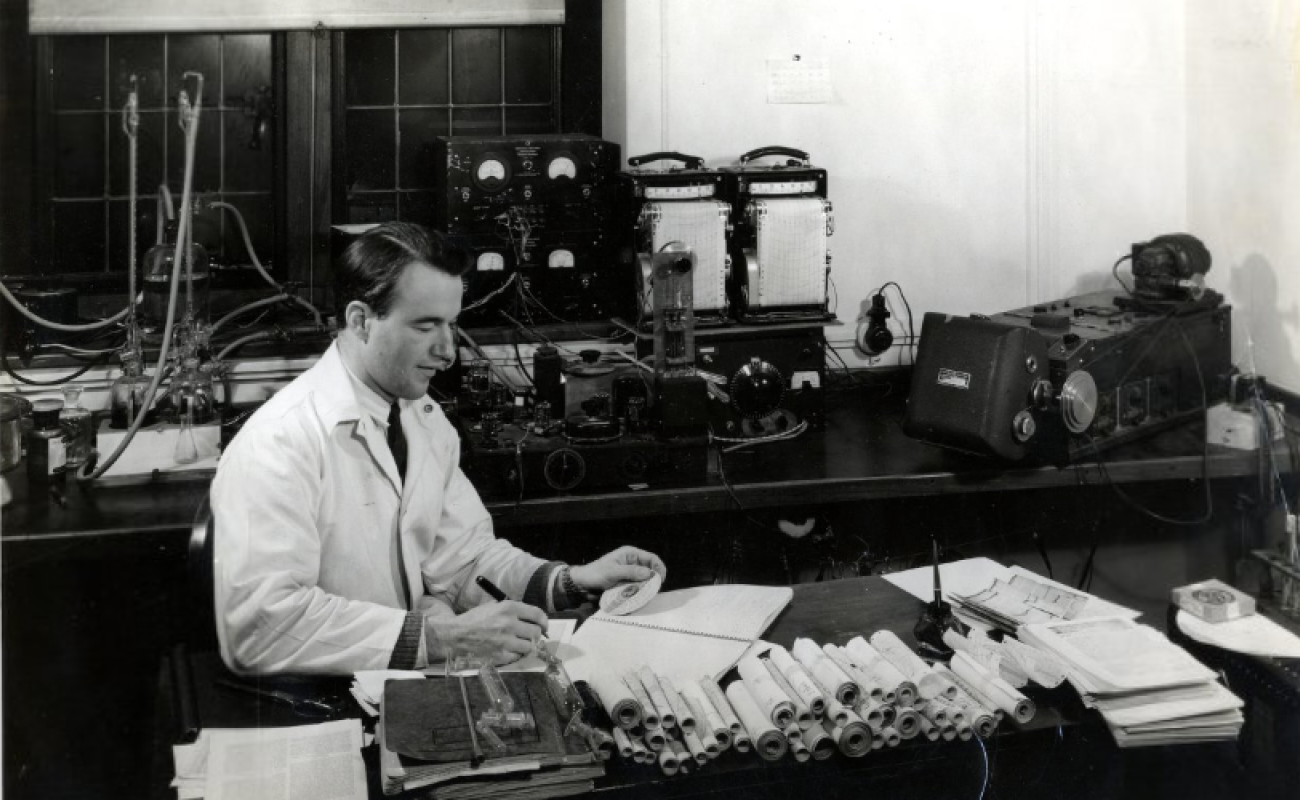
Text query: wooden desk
155 576 1105 800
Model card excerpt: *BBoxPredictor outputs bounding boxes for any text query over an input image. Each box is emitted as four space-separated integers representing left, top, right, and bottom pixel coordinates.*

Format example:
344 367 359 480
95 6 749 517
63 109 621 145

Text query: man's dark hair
334 222 469 325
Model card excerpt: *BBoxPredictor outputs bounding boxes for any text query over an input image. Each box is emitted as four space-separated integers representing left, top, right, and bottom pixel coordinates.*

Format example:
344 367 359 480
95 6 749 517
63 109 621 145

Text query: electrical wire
0 280 131 333
1112 253 1135 295
2 347 112 386
1085 317 1214 526
871 281 917 363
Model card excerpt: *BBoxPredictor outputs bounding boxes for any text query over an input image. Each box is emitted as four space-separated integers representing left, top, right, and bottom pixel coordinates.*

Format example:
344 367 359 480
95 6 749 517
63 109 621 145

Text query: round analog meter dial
546 155 578 180
473 156 510 192
543 448 586 491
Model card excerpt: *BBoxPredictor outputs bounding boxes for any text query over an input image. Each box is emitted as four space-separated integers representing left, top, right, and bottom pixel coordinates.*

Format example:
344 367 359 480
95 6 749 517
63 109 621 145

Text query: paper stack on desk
1020 616 1243 747
376 672 600 798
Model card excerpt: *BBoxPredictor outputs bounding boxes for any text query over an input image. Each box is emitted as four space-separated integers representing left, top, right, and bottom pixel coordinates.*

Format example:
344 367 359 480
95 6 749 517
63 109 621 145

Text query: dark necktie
387 401 407 482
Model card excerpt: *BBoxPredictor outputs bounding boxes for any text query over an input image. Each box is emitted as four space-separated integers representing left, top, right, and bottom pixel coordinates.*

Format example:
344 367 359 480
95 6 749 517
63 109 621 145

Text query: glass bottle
59 385 93 467
27 397 66 490
141 220 211 339
110 352 153 429
169 357 215 425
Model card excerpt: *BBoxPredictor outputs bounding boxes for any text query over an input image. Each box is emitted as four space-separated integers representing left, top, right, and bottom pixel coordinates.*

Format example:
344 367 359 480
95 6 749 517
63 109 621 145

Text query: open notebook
562 584 793 687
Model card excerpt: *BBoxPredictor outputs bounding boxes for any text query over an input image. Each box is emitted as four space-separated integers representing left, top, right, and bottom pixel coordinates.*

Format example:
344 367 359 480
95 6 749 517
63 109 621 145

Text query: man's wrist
560 565 592 602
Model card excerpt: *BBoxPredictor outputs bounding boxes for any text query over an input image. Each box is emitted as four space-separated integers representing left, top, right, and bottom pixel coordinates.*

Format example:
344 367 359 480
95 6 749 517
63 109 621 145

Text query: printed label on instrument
937 369 971 390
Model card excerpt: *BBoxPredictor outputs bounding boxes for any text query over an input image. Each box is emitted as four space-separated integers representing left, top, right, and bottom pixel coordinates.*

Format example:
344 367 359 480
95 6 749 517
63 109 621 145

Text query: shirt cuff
525 561 564 613
387 612 424 670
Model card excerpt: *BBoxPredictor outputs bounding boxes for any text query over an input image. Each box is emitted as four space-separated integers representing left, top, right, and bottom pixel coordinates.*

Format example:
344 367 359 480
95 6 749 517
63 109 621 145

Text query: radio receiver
904 287 1231 464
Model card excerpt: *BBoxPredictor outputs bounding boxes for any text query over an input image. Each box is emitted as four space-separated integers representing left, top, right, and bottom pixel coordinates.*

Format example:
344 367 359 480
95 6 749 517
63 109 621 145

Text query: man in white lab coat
211 222 664 675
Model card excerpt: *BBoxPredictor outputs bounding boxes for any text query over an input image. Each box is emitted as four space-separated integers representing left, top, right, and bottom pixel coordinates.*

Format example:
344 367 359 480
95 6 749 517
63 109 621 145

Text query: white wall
1187 0 1300 394
604 0 1188 367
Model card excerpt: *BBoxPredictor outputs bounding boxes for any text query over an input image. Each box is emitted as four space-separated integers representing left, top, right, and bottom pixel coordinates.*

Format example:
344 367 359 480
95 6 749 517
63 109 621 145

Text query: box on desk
1172 579 1256 623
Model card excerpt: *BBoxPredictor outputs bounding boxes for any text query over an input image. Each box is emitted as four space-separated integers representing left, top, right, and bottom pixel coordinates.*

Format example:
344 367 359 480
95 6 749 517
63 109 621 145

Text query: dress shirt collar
338 349 401 428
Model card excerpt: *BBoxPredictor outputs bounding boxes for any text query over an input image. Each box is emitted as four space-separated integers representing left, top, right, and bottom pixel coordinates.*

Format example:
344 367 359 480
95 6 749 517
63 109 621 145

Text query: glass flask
169 357 216 425
109 352 154 429
59 385 93 467
174 396 200 465
140 219 210 339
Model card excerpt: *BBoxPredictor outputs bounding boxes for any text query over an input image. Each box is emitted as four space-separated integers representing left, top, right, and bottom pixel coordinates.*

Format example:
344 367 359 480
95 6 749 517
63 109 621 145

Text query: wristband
560 566 588 603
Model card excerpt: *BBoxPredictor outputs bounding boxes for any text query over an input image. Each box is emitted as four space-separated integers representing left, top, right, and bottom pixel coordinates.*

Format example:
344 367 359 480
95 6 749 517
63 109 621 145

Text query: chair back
187 495 218 652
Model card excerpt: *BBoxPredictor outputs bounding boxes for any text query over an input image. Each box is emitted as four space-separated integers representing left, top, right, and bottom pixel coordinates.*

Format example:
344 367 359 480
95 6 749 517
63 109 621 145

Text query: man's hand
569 546 667 592
425 600 548 666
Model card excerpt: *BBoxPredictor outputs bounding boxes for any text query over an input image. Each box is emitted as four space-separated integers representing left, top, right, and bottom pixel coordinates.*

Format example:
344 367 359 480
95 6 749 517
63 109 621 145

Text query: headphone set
860 292 893 356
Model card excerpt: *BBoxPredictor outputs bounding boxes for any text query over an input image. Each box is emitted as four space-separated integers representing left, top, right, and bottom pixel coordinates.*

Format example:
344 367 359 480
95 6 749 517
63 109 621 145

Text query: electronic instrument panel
719 146 833 323
432 135 626 324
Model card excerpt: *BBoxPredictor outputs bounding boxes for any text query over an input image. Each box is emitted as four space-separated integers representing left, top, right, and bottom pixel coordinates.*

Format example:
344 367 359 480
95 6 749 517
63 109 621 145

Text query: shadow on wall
1228 254 1300 388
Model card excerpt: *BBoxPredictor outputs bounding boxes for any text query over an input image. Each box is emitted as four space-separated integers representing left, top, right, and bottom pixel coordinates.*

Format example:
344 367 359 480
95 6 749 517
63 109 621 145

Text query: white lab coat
211 342 544 675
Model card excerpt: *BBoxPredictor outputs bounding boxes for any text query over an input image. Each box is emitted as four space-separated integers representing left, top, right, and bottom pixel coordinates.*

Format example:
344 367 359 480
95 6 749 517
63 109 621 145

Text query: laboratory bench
2 387 1296 800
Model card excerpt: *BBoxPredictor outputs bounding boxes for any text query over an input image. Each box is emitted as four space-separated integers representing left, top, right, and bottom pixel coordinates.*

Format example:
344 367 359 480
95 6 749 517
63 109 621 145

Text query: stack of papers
1020 616 1243 747
953 573 1092 632
172 719 367 800
883 558 1140 634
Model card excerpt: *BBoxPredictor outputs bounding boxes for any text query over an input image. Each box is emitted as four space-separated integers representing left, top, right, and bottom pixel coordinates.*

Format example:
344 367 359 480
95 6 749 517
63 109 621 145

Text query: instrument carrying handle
627 151 705 169
738 146 810 165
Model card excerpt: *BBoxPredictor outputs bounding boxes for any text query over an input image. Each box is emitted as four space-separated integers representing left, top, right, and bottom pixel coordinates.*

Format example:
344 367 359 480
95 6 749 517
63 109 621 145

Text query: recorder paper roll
623 671 658 728
583 671 642 730
644 727 666 751
726 681 788 762
824 697 851 727
845 636 915 705
637 667 677 729
950 652 1035 724
957 722 973 741
931 670 996 738
869 630 950 700
854 699 885 730
668 739 691 771
917 699 948 726
881 725 901 748
893 706 922 739
612 726 635 759
934 663 1005 723
600 572 663 616
782 721 803 744
658 676 695 732
701 678 744 734
682 729 709 764
918 716 940 742
940 723 957 742
630 733 649 763
824 644 885 703
790 738 811 762
791 638 859 706
657 742 679 775
768 645 828 717
738 656 796 729
823 716 872 758
683 681 731 750
803 723 836 761
763 659 813 726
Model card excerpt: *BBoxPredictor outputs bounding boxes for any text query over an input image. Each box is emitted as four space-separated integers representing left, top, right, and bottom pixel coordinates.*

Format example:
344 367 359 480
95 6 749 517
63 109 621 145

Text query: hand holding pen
422 577 549 666
477 576 561 667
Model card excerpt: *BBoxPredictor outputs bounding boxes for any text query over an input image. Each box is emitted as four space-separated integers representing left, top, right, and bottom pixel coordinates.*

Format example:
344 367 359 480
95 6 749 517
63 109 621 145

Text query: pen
475 576 557 665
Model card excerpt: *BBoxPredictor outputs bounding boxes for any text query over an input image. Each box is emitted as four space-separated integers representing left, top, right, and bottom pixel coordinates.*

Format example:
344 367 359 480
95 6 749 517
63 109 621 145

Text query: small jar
27 397 66 490
1 394 29 472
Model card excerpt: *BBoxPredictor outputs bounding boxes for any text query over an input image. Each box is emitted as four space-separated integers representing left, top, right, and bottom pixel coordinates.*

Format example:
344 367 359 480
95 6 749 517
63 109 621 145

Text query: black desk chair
187 494 218 653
